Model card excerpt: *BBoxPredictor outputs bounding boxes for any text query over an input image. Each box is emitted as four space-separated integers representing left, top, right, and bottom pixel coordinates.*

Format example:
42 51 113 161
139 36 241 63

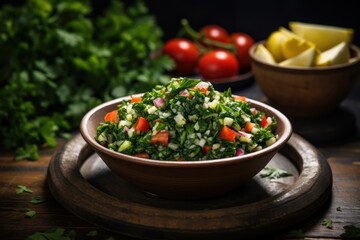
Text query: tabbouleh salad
95 78 278 161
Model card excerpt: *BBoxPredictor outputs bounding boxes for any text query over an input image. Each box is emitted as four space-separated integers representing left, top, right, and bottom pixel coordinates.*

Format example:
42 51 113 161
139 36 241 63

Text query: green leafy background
0 0 174 160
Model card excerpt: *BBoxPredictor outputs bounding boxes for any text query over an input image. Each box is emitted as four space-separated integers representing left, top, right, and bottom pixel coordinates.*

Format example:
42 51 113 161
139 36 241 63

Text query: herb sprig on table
0 0 174 160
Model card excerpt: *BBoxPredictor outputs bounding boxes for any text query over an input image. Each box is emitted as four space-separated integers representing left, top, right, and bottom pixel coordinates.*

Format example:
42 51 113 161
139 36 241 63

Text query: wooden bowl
249 41 360 117
80 96 292 200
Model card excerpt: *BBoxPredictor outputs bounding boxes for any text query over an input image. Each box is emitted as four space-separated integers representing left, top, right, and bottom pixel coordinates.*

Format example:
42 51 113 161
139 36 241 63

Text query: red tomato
230 33 255 73
151 131 169 146
200 25 230 44
261 115 268 128
202 145 212 154
198 50 239 79
219 126 237 142
133 153 150 159
234 96 247 102
131 96 142 103
162 38 199 76
134 117 150 133
104 110 118 123
244 122 255 132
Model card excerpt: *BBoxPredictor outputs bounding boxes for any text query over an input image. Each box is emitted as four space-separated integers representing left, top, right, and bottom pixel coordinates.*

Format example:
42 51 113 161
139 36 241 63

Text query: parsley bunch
0 0 174 160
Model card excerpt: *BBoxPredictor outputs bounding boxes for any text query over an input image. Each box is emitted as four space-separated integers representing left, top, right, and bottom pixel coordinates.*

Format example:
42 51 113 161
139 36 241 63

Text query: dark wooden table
1 79 360 240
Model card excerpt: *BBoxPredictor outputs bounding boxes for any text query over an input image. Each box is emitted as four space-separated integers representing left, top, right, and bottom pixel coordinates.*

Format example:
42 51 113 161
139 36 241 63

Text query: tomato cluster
162 20 255 80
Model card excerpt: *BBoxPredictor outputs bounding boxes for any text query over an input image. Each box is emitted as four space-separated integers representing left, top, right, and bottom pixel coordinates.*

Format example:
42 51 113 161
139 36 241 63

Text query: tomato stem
181 19 236 52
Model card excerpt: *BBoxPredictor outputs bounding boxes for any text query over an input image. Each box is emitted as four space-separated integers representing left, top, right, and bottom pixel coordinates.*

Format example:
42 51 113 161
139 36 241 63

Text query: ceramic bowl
249 41 360 117
80 96 292 200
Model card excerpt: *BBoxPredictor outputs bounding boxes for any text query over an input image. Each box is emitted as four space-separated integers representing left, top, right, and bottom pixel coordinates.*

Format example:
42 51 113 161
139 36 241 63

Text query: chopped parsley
29 197 46 205
322 218 333 229
96 78 278 161
25 209 37 218
287 229 305 238
259 166 293 179
86 231 98 237
26 228 76 240
16 185 33 194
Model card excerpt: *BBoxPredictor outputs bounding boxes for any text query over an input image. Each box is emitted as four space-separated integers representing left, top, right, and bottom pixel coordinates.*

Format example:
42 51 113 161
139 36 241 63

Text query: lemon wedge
316 41 350 66
279 27 315 59
255 44 276 64
289 21 353 51
279 47 316 67
266 31 288 62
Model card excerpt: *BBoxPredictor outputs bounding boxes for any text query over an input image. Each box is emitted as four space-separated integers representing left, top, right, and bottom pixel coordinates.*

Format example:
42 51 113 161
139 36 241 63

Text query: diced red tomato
261 115 268 128
134 117 150 133
151 131 169 146
219 126 237 142
131 96 142 103
104 110 118 123
244 122 255 132
202 145 212 154
192 87 208 95
200 88 208 95
234 96 247 102
133 153 150 159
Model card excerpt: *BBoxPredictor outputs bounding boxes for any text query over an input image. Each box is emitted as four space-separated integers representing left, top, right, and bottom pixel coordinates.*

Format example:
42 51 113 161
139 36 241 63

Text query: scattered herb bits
322 219 333 229
259 166 293 179
16 185 33 194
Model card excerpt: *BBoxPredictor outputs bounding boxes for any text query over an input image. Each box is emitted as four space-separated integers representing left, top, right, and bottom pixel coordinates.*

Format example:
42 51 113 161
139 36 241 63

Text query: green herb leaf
260 166 293 179
287 229 305 239
340 225 360 239
26 227 76 240
336 206 342 211
25 209 36 218
56 29 84 47
30 197 46 205
15 145 39 161
86 230 98 237
322 218 333 229
16 185 33 194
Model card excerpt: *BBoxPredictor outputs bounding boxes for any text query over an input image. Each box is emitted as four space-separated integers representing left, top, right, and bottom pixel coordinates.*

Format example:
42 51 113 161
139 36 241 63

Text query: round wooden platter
48 133 332 240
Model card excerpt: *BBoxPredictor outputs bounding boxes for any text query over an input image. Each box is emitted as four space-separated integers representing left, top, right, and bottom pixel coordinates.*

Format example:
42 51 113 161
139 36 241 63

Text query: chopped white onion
195 81 209 90
224 117 233 126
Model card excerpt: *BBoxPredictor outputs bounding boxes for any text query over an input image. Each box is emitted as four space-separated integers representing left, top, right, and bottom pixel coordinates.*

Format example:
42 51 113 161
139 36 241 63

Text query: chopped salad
95 78 278 161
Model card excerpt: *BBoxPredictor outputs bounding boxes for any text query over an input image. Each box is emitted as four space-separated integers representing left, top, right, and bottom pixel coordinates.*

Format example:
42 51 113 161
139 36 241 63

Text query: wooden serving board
48 133 332 239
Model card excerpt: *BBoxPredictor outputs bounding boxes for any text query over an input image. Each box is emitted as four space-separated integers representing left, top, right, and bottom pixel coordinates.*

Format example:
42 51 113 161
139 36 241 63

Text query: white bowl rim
80 95 292 168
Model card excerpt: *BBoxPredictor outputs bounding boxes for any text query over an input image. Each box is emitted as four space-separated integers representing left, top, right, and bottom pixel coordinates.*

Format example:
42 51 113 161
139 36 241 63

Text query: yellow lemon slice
266 31 288 62
289 21 353 51
316 42 350 66
279 47 316 67
279 27 315 59
254 44 276 64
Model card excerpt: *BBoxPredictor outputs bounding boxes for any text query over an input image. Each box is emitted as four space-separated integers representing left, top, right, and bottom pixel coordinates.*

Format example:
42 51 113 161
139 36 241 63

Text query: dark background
1 0 359 46
144 0 360 46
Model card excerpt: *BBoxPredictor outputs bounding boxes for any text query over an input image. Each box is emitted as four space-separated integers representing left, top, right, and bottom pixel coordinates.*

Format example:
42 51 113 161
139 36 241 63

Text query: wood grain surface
46 133 331 239
1 81 360 239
